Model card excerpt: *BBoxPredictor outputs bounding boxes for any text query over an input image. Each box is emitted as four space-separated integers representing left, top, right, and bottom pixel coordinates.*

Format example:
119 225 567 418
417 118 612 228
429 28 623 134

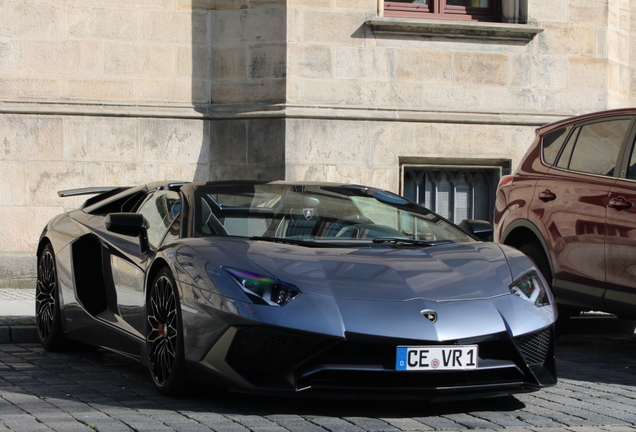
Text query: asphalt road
1 316 636 432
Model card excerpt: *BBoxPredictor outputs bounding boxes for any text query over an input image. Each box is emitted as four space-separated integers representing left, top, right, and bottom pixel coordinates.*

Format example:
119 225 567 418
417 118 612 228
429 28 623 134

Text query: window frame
384 0 501 22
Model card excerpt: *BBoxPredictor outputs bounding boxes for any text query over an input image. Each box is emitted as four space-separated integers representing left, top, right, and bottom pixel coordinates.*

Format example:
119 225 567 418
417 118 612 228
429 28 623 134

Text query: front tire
146 268 189 396
36 244 67 351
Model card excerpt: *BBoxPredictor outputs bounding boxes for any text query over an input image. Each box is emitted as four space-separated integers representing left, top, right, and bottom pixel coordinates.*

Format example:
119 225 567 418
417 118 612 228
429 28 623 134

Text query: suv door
531 117 631 310
605 122 636 315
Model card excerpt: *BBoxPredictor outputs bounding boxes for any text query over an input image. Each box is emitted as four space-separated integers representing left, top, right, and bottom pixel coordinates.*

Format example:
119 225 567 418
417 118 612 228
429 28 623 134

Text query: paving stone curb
0 317 37 344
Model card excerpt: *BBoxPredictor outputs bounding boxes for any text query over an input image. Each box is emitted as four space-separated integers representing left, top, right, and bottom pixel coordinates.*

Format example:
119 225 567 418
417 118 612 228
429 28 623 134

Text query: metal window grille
403 167 497 224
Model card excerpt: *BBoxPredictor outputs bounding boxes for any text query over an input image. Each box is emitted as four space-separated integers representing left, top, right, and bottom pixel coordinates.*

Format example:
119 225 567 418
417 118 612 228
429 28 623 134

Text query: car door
605 120 636 315
531 117 631 310
109 189 181 336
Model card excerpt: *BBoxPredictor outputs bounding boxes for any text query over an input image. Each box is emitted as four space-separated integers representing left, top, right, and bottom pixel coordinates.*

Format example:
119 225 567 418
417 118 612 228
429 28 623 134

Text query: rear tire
36 244 68 351
146 268 190 396
518 243 551 285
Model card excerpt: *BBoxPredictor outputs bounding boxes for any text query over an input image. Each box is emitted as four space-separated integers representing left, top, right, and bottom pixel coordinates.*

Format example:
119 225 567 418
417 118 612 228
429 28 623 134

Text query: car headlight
509 270 550 307
223 268 300 306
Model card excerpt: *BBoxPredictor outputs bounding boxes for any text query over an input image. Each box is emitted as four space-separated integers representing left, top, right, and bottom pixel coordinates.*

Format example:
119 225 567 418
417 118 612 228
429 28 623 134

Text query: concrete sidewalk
0 288 37 343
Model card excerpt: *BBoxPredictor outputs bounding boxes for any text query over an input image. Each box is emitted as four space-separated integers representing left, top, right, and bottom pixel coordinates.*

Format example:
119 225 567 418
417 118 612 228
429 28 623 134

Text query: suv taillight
497 175 513 189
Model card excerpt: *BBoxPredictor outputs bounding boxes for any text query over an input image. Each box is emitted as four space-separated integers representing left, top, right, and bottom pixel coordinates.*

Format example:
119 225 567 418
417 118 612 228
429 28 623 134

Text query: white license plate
396 345 478 371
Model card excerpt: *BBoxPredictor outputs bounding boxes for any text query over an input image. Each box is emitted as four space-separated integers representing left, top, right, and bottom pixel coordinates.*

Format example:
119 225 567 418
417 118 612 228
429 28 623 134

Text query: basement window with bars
403 165 503 224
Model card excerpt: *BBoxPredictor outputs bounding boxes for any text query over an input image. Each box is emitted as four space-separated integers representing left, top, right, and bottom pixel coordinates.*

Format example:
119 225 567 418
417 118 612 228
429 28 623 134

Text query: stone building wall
206 1 287 181
1 0 635 285
0 0 285 286
284 0 636 191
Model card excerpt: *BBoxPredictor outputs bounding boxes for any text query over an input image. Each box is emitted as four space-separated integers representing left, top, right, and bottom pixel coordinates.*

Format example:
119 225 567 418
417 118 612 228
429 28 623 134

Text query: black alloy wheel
36 244 66 351
146 268 188 395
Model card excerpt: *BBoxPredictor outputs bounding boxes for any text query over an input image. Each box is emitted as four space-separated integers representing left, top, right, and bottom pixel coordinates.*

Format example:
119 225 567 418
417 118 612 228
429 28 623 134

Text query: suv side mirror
459 219 493 241
104 213 150 253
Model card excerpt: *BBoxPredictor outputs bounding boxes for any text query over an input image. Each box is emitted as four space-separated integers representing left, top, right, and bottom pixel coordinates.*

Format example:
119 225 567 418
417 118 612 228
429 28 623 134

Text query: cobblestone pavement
1 318 636 432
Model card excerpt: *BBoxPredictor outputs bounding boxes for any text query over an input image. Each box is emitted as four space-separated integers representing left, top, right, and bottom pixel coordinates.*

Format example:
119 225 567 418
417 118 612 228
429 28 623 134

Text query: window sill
366 17 543 43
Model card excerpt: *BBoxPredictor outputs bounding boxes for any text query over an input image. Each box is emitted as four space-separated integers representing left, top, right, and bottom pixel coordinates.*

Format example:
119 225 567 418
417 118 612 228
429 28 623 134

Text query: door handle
538 190 556 202
609 196 633 210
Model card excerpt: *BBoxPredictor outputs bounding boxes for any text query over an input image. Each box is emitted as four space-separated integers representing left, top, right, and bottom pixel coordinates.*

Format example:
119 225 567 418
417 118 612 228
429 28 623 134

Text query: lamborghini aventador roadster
36 181 557 399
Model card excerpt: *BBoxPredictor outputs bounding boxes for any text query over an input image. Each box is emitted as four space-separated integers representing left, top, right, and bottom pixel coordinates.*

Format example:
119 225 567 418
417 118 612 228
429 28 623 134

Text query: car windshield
193 184 475 244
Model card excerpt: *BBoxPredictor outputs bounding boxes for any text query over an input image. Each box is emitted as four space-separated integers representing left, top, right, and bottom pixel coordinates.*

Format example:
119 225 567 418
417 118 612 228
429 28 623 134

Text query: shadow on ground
555 315 636 386
4 315 636 420
2 343 527 419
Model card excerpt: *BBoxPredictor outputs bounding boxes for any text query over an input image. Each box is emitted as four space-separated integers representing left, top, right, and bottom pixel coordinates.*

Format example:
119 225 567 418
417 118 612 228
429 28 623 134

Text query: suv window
626 141 636 180
556 119 631 176
542 126 572 166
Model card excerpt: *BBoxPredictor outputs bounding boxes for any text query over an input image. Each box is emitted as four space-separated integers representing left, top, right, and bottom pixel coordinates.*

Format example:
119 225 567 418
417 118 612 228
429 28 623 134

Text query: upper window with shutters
384 0 501 22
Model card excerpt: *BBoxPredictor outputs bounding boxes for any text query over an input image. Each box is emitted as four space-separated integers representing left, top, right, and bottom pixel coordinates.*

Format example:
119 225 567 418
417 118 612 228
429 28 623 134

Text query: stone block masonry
1 0 636 285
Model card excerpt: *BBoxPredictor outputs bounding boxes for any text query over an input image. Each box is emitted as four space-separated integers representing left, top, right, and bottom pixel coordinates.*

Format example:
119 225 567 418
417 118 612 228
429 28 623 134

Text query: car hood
177 238 515 302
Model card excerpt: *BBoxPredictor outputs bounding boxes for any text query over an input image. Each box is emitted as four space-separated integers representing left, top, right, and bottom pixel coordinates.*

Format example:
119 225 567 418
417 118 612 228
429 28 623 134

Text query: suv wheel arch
501 220 554 285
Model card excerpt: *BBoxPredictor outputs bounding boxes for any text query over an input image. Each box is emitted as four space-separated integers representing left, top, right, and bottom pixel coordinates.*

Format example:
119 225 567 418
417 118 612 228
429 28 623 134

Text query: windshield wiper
250 236 455 248
371 238 455 247
250 236 343 248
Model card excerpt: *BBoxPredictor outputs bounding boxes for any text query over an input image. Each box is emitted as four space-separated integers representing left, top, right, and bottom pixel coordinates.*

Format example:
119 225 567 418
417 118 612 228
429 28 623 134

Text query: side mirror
459 219 493 241
104 213 150 253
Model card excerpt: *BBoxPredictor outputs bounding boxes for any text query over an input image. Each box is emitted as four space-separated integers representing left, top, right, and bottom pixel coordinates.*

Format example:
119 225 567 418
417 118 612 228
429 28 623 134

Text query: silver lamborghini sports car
36 181 557 399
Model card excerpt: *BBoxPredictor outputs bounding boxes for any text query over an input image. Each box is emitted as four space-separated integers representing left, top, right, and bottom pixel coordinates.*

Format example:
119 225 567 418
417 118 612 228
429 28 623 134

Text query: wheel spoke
36 249 57 341
146 273 179 387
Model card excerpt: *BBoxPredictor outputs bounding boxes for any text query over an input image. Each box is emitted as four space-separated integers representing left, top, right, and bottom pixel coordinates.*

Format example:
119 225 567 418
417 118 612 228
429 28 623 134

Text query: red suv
495 108 636 319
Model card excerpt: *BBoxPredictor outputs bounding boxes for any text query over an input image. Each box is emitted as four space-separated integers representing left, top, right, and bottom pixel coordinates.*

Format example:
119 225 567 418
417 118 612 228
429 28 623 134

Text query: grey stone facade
1 0 634 284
